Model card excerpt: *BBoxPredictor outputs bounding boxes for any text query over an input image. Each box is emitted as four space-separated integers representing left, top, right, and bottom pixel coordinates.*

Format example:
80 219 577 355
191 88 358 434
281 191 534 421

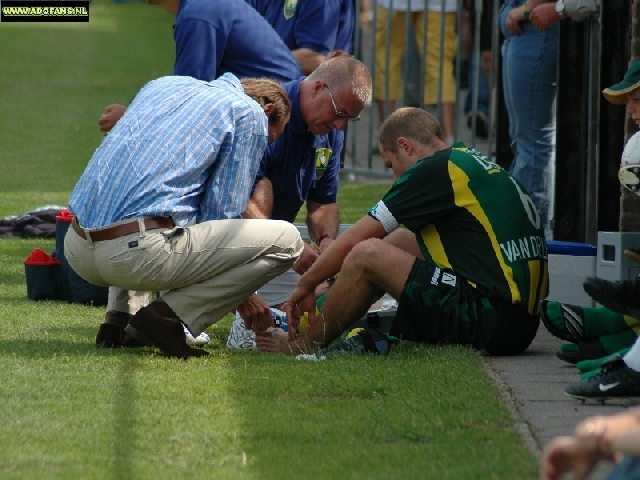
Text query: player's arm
297 215 387 292
284 215 387 333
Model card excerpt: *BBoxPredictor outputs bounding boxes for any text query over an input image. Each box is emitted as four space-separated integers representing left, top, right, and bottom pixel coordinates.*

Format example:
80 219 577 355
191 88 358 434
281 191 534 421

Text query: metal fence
343 0 636 244
342 0 501 181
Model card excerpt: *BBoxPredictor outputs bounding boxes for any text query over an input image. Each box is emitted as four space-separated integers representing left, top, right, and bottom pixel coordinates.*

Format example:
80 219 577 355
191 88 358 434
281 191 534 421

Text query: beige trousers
106 288 152 317
64 219 303 334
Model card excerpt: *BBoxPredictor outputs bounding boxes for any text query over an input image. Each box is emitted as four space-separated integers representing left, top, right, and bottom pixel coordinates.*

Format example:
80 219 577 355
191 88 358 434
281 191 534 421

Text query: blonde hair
240 78 292 126
379 107 444 154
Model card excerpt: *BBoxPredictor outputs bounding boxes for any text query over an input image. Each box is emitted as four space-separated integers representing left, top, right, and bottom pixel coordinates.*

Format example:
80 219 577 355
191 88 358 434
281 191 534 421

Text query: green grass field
0 2 538 478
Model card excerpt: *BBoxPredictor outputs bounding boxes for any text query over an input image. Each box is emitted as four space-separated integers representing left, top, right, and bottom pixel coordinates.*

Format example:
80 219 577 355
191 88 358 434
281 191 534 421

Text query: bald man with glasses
228 56 372 346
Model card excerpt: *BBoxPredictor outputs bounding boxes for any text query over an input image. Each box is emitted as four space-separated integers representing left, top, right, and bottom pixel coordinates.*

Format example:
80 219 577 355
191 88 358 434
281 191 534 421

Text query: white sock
622 337 640 372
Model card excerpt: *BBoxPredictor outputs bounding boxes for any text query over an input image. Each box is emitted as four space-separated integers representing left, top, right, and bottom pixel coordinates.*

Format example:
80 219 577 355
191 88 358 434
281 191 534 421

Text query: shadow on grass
0 336 162 359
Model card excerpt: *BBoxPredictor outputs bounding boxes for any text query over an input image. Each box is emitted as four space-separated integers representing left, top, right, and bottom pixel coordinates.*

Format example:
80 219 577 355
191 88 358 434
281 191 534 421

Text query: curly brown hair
240 78 292 127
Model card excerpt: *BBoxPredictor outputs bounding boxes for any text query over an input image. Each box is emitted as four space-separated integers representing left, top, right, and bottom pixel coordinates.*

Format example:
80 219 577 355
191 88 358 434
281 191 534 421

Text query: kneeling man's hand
237 293 272 333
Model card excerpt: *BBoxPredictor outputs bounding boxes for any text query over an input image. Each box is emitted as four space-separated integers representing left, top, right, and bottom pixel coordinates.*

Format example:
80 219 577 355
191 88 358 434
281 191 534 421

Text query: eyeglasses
325 84 360 122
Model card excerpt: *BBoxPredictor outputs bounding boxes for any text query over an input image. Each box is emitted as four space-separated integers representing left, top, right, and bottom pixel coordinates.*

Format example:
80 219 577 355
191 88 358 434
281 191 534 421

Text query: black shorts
389 259 539 355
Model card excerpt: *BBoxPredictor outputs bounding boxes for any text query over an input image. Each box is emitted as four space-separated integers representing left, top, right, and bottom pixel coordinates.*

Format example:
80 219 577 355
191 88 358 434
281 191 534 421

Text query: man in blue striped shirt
65 74 304 359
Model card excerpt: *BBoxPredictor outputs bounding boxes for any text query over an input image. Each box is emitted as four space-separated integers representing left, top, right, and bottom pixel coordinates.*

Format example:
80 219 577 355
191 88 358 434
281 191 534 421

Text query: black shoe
466 112 489 139
96 324 148 349
565 356 640 401
540 300 585 343
96 311 147 348
583 277 640 318
556 338 607 364
124 301 209 359
321 328 392 357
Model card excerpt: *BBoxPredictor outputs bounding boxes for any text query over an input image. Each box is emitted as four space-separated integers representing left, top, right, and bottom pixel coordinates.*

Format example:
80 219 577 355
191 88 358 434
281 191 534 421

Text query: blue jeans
465 55 490 117
500 1 557 239
607 455 640 480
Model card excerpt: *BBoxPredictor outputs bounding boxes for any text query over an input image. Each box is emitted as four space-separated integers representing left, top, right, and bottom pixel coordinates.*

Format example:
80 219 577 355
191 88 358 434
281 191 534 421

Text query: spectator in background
538 61 640 402
462 0 493 139
373 0 458 145
246 0 354 75
500 0 558 239
530 0 600 31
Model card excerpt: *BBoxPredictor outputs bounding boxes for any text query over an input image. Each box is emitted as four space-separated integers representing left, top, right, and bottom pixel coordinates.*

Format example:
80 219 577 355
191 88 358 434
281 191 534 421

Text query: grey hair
307 56 372 105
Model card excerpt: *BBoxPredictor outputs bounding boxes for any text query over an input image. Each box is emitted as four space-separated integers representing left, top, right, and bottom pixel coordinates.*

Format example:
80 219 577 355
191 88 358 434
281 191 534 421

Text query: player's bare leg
256 238 415 354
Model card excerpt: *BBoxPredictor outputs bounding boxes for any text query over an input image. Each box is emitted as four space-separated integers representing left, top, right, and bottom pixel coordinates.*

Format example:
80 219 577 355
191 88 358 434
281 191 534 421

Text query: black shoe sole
582 277 640 318
565 392 640 405
583 278 628 315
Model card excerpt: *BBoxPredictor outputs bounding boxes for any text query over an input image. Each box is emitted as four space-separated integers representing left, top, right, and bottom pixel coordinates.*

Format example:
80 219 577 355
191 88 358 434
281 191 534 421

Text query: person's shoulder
418 145 453 168
282 78 304 107
450 144 500 168
283 77 304 92
146 75 201 90
213 72 242 89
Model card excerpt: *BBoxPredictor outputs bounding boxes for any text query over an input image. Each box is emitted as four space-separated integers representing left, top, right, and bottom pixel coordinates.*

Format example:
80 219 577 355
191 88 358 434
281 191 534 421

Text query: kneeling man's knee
277 221 304 258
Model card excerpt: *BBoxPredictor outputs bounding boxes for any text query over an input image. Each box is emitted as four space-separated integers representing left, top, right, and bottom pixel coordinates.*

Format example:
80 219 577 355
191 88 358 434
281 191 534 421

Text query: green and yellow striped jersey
370 144 548 315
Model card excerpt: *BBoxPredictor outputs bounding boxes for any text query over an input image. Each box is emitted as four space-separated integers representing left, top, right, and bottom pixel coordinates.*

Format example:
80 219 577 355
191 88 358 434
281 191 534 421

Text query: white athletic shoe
226 314 256 350
183 324 210 346
226 308 286 350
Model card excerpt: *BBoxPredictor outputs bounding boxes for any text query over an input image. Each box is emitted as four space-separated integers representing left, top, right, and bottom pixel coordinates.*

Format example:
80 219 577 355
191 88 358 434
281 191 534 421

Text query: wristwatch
555 0 565 18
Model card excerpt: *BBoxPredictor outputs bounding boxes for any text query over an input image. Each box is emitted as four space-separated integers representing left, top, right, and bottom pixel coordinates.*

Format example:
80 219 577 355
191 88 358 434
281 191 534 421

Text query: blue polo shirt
335 0 354 52
246 0 347 54
174 0 301 82
254 78 343 223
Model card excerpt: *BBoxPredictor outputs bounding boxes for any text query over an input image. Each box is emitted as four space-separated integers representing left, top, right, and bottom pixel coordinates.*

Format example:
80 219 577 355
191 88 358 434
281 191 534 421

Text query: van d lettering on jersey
500 236 548 263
